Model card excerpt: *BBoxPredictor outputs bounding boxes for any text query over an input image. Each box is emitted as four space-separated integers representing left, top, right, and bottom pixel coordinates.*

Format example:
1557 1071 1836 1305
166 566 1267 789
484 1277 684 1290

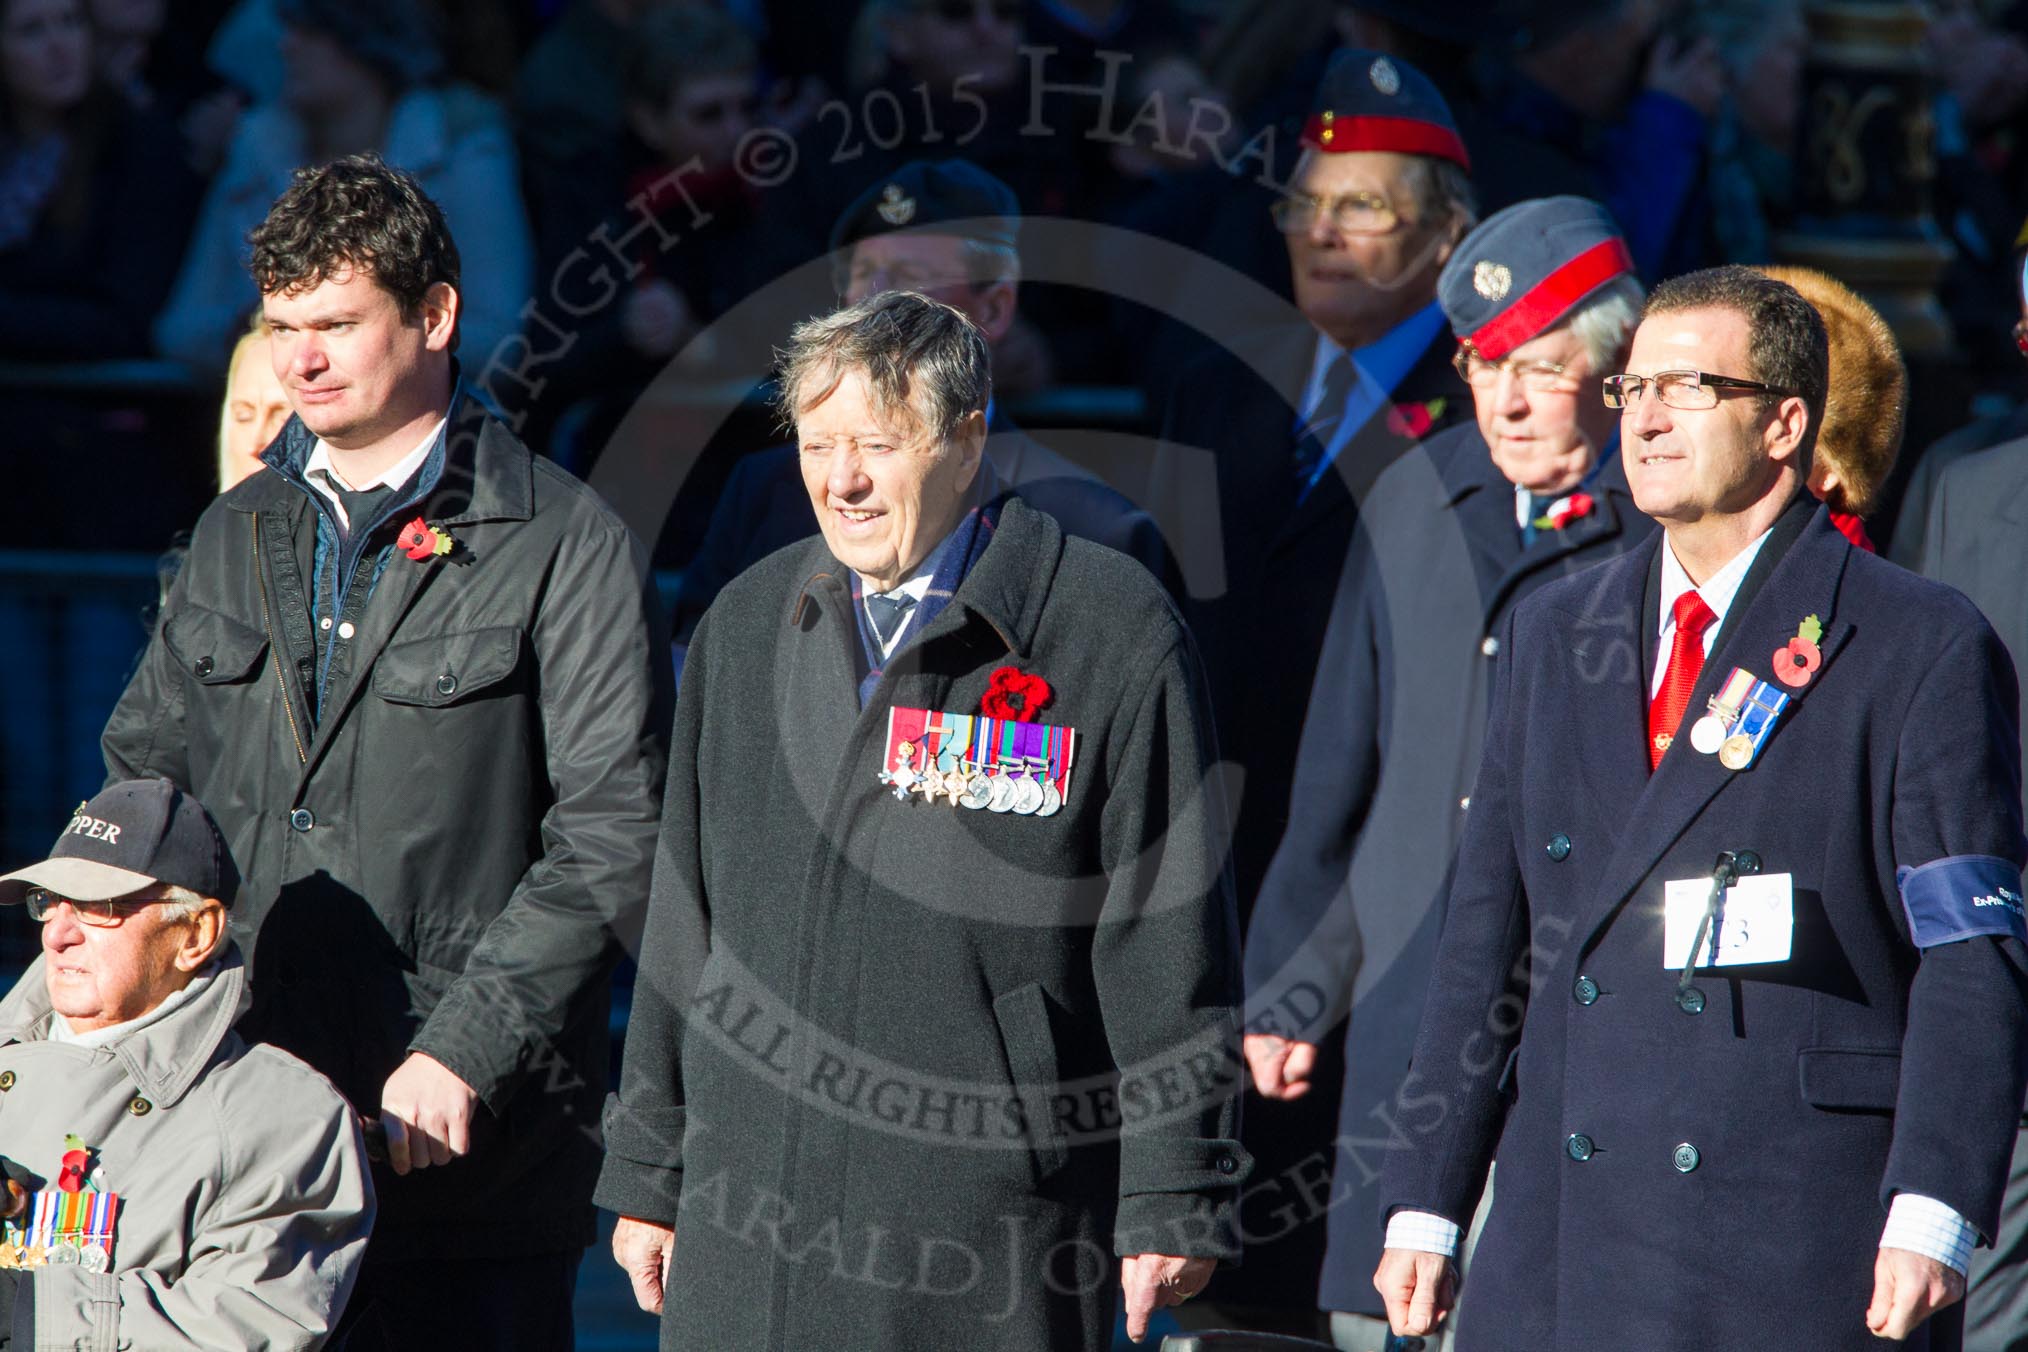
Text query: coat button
1676 988 1706 1015
1546 833 1571 862
0 1070 16 1091
1565 1133 1594 1162
193 656 214 678
127 1096 152 1117
1215 1153 1237 1175
320 616 333 631
1573 976 1599 1006
337 621 356 640
1459 797 1471 812
1480 635 1499 658
288 807 315 832
436 674 457 696
1672 1142 1700 1173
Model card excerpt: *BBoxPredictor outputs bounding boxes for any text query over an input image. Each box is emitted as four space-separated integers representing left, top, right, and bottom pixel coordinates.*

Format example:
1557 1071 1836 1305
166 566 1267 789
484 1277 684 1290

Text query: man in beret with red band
1242 196 1652 1349
1149 47 1475 1332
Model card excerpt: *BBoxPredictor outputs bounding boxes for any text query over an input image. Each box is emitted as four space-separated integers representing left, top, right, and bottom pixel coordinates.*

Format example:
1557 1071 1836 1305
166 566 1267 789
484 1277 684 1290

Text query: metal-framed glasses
1453 345 1582 394
1601 370 1790 410
24 887 173 927
1269 190 1399 237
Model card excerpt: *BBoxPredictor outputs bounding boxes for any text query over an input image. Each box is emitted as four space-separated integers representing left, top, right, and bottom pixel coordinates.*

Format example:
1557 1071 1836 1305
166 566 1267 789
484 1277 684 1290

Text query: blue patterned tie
865 592 918 649
1292 353 1359 495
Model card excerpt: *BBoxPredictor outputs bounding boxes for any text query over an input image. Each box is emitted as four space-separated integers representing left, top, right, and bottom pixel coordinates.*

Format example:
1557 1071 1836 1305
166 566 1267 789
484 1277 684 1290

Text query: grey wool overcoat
596 497 1251 1351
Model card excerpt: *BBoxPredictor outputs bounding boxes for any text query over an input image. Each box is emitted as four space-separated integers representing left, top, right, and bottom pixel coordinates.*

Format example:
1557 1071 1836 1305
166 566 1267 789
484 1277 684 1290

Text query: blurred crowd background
7 0 2028 897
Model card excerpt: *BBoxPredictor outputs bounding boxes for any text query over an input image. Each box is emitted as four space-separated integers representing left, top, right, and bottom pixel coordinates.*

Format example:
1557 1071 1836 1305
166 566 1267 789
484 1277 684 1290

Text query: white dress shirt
860 554 938 661
1386 525 1981 1275
303 415 448 532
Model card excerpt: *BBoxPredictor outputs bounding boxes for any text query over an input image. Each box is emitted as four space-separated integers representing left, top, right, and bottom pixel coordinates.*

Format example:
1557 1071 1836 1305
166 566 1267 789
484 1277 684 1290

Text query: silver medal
1012 775 1044 815
960 770 993 810
80 1243 108 1274
1688 714 1728 756
48 1242 78 1266
986 774 1016 812
1036 780 1063 817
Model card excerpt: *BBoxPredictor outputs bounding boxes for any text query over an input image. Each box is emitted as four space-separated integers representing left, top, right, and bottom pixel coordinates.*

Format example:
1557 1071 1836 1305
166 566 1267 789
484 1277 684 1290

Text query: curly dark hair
247 153 462 344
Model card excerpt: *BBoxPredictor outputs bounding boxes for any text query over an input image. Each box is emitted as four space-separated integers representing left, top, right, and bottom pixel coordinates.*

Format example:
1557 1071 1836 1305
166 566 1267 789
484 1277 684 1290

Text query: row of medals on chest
880 737 1064 816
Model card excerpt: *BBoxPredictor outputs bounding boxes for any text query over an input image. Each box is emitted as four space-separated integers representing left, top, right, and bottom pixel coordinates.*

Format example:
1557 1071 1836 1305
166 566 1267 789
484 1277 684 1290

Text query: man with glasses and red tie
1375 265 2028 1350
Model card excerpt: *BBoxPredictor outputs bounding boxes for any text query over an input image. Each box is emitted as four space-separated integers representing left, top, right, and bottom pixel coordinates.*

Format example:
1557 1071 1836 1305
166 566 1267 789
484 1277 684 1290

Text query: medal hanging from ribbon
1686 666 1790 771
0 1186 120 1272
878 707 1076 812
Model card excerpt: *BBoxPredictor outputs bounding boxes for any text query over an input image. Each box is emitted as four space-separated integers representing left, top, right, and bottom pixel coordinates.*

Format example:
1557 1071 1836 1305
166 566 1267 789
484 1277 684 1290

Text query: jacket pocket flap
992 982 1070 1179
372 626 523 707
1798 1046 1902 1109
162 605 269 683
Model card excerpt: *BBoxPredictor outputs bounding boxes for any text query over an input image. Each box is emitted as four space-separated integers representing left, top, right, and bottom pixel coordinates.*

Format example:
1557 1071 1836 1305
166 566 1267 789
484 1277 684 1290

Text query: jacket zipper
252 514 308 765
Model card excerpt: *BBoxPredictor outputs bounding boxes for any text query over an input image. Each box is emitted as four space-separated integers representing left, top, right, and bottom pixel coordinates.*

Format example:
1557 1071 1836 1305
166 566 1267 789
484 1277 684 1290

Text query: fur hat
1757 265 1907 518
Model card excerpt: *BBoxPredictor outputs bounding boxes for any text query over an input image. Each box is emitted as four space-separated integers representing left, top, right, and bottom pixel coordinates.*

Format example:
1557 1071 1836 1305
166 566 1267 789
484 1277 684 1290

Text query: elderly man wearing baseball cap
0 779 372 1348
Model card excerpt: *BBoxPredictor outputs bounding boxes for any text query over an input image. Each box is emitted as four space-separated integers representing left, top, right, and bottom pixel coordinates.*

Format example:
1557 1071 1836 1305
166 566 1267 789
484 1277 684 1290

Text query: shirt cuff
1880 1192 1978 1275
1385 1209 1461 1259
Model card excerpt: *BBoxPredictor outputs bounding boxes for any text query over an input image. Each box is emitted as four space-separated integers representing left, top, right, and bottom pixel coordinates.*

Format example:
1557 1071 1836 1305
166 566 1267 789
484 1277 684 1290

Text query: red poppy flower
1386 400 1436 439
57 1148 87 1194
981 666 1052 722
1771 636 1821 689
398 518 439 561
1546 492 1595 531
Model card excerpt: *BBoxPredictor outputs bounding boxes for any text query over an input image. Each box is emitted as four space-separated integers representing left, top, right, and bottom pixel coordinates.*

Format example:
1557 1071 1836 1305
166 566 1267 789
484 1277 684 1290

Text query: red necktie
1649 591 1717 770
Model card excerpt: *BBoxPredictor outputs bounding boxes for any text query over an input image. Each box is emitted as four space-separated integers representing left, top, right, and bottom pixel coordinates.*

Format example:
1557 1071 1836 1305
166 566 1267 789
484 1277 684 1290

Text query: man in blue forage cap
1145 47 1477 1336
1241 195 1653 1351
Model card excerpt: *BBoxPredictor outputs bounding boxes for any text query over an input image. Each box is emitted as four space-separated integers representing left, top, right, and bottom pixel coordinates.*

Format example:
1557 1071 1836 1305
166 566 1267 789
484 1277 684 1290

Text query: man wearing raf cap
1239 196 1653 1349
1146 48 1474 1326
671 157 1171 651
1376 265 2028 1349
0 779 372 1348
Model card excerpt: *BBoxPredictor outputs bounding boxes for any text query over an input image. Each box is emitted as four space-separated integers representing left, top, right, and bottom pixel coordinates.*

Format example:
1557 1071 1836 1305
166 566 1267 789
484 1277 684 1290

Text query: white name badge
1662 872 1794 968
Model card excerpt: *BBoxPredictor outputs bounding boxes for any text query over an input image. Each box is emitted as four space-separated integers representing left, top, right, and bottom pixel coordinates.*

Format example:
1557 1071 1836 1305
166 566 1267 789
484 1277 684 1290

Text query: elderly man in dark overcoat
596 290 1249 1351
1377 265 2028 1350
1143 49 1475 1325
1239 197 1653 1347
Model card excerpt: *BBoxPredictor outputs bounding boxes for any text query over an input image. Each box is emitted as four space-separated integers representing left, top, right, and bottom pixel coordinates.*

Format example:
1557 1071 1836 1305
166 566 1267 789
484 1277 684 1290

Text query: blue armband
1896 855 2028 948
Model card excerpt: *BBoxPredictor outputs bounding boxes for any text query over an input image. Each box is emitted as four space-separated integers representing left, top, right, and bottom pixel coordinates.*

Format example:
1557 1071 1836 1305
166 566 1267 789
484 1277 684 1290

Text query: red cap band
1301 114 1471 171
1466 238 1637 361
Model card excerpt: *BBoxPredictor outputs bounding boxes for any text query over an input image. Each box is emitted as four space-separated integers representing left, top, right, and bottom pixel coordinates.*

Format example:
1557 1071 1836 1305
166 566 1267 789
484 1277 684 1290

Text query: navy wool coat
1244 425 1652 1315
1382 495 2028 1350
595 498 1249 1352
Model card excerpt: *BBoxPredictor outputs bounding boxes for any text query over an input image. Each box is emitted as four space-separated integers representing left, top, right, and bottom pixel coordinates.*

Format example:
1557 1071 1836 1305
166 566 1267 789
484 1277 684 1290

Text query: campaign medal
985 719 1020 812
1691 668 1757 756
1716 676 1791 772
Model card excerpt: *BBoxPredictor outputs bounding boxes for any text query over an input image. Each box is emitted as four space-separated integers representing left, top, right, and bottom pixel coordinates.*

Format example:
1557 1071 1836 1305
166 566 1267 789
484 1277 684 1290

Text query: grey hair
1565 274 1647 372
1407 158 1479 238
152 884 209 922
775 290 993 439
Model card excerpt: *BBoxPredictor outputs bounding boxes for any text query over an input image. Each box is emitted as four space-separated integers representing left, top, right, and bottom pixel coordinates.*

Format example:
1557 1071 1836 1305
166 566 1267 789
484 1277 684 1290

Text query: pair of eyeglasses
1269 191 1399 238
835 263 982 301
1453 346 1580 394
1601 370 1790 410
24 887 174 927
919 0 1020 23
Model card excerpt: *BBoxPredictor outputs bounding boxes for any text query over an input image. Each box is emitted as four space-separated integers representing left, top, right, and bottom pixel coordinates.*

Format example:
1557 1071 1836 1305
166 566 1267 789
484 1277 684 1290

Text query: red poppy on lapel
981 667 1052 722
1386 396 1446 439
1532 491 1595 533
397 517 455 562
